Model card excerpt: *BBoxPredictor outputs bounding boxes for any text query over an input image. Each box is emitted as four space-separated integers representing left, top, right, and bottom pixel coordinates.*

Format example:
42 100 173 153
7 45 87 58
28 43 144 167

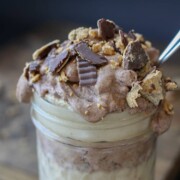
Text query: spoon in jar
159 30 180 64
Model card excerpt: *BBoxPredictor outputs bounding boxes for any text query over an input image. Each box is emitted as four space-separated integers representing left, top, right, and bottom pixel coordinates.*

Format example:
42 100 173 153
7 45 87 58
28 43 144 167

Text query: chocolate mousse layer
16 19 177 132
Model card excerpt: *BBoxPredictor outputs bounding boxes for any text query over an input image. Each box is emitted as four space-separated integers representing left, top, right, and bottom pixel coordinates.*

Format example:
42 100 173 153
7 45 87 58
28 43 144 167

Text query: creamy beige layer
37 132 155 180
31 93 155 143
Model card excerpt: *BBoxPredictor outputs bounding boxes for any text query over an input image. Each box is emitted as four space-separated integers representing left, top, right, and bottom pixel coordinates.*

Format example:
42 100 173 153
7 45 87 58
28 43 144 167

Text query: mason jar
31 93 157 180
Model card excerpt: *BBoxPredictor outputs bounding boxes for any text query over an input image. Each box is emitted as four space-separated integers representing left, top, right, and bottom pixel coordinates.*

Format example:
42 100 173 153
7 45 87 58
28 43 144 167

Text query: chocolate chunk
29 61 40 73
123 41 149 70
97 18 116 40
128 30 136 40
48 49 69 73
32 40 60 60
61 40 71 48
77 57 97 86
68 44 77 56
75 42 107 66
119 30 128 47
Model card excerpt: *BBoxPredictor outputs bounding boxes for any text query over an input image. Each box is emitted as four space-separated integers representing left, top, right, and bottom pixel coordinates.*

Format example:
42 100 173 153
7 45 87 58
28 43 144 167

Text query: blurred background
0 0 180 179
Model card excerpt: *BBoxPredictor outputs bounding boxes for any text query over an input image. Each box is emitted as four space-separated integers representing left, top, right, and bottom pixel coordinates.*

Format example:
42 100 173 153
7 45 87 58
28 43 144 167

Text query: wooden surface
0 164 37 180
0 24 179 180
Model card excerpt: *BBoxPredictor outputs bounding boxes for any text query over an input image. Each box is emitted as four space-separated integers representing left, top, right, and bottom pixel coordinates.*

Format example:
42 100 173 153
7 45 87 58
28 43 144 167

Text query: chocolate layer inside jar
37 130 156 173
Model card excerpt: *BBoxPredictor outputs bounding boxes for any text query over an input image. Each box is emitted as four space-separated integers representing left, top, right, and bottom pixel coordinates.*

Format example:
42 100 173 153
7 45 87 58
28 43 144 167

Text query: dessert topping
141 70 163 106
48 49 69 73
91 43 102 53
29 61 40 74
164 77 178 91
59 71 68 82
102 43 115 55
30 74 41 83
89 29 99 39
163 100 174 115
119 30 128 47
97 18 116 40
23 63 30 80
165 81 178 91
123 41 149 70
126 82 142 108
32 40 60 60
77 57 97 86
75 42 108 66
68 27 89 41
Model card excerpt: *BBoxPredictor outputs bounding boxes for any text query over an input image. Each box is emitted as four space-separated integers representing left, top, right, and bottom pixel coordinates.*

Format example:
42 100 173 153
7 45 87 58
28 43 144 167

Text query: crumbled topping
163 100 174 115
134 33 144 42
115 36 125 52
55 47 63 54
89 29 99 39
59 71 68 82
141 44 148 50
102 43 115 55
32 40 60 60
145 41 152 48
165 82 178 91
141 70 163 106
68 27 89 41
110 60 121 69
69 91 73 97
117 54 123 65
126 82 142 108
91 43 102 53
30 74 41 83
76 28 89 41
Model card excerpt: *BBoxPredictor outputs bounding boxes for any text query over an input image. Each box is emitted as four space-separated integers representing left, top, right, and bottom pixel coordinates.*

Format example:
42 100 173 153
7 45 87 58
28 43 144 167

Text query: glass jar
31 93 157 180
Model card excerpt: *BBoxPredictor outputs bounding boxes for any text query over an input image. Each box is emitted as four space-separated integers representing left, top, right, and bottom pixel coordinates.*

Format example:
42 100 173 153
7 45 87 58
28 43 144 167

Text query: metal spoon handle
159 30 180 64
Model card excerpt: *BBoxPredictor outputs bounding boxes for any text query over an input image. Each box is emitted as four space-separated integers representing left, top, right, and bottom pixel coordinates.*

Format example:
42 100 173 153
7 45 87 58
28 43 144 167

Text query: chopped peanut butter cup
48 49 69 73
75 42 107 66
97 18 116 40
123 41 149 70
32 40 60 60
77 57 97 86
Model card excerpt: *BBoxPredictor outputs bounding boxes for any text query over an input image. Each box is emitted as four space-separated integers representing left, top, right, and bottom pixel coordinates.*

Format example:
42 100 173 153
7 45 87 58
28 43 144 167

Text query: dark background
0 1 180 179
0 0 180 45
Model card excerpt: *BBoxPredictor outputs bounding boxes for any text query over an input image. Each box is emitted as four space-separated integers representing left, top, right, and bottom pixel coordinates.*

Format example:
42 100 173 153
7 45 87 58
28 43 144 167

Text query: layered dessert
16 19 177 180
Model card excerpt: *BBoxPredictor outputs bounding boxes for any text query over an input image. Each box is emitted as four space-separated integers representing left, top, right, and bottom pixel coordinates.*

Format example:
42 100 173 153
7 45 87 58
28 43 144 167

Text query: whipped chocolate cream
16 19 177 129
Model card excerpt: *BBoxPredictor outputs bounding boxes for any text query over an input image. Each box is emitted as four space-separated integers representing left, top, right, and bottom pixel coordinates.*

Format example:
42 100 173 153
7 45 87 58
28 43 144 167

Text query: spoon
159 30 180 64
